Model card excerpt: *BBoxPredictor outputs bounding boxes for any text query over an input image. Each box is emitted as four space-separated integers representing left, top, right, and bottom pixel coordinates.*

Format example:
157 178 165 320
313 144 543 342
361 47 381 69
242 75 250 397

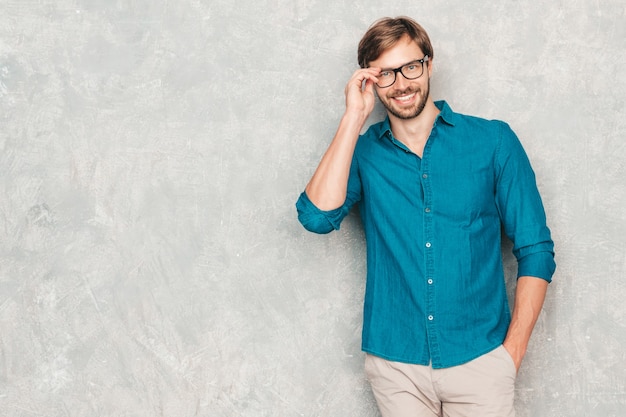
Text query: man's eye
380 71 392 77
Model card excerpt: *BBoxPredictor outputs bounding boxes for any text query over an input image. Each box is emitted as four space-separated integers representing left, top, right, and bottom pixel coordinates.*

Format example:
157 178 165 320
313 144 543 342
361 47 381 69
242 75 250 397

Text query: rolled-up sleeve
295 191 351 234
516 239 556 281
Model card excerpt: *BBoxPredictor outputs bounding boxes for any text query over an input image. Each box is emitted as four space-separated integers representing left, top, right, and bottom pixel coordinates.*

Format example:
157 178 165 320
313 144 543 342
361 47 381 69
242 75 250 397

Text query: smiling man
296 16 555 417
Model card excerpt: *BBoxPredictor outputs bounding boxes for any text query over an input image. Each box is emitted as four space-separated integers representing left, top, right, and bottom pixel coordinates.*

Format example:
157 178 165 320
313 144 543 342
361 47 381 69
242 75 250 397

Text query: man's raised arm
304 68 380 210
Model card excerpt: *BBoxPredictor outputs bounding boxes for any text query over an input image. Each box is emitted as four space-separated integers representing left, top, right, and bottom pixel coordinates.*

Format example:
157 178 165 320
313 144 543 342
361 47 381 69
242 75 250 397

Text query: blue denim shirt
296 101 556 368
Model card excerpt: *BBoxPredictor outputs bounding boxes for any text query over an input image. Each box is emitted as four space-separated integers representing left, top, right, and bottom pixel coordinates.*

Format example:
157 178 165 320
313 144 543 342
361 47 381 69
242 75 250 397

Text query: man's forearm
503 276 549 371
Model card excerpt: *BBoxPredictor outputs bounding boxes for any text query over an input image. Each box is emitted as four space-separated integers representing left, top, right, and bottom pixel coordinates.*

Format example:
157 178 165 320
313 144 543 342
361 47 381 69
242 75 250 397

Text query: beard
379 78 430 120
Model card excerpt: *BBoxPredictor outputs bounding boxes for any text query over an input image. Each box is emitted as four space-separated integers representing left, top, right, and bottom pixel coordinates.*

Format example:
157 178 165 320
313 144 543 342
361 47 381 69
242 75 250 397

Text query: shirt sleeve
296 154 362 234
494 122 556 282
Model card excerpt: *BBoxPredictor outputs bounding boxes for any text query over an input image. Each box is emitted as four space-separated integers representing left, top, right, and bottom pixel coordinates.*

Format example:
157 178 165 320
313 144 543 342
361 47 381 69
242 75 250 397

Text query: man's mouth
392 92 417 103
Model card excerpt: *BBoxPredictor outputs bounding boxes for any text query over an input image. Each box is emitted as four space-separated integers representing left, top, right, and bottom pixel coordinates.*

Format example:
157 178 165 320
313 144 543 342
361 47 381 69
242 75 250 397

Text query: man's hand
502 338 525 372
344 68 380 119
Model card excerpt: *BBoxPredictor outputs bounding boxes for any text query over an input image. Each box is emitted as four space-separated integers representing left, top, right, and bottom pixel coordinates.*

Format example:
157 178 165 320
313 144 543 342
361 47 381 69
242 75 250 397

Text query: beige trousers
364 346 517 417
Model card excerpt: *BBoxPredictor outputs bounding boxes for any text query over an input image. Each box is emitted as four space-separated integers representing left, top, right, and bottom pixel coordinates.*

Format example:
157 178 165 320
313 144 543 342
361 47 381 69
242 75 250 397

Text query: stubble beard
380 78 430 120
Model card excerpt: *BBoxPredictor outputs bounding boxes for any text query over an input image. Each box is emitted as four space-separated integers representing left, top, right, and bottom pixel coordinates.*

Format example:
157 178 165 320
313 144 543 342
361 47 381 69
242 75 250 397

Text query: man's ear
427 57 434 78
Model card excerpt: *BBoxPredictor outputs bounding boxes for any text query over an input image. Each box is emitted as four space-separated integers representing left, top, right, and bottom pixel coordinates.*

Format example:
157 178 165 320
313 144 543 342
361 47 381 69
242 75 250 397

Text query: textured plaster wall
1 1 625 416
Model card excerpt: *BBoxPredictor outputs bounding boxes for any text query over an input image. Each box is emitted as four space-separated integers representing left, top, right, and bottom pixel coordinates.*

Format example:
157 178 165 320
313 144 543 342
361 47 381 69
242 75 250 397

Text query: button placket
421 129 440 365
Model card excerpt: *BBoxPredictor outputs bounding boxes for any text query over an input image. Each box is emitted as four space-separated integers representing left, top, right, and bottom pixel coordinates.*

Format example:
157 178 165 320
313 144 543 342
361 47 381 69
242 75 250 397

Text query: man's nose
394 71 410 89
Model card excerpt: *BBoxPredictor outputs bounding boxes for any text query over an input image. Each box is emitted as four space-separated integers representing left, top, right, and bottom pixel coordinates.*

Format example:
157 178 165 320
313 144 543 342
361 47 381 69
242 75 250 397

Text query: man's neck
388 99 440 157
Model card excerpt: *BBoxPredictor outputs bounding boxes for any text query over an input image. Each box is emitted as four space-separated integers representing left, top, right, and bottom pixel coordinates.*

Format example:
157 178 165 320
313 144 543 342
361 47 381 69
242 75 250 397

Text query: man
296 16 555 417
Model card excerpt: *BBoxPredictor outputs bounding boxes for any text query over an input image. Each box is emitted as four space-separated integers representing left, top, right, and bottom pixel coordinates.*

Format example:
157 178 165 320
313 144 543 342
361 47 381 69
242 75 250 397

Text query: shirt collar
434 100 458 126
378 100 458 140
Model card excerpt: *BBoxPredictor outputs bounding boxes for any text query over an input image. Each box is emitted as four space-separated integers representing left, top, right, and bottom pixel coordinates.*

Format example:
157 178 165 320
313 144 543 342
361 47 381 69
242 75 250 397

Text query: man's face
369 36 432 120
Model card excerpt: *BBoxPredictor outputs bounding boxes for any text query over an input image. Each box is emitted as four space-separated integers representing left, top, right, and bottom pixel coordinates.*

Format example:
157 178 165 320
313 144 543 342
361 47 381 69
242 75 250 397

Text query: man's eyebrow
380 59 420 71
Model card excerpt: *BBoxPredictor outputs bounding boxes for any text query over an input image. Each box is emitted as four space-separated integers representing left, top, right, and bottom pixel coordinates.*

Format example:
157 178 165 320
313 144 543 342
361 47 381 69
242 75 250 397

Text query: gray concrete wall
1 1 624 416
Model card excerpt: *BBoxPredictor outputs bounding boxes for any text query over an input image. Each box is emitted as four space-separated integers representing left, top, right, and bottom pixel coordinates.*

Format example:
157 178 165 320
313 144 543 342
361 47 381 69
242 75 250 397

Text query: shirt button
428 315 434 321
422 173 428 179
428 279 433 284
425 208 431 213
425 242 431 248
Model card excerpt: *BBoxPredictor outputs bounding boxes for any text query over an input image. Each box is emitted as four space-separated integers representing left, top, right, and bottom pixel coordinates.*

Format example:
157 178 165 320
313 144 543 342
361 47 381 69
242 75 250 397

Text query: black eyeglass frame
375 55 430 88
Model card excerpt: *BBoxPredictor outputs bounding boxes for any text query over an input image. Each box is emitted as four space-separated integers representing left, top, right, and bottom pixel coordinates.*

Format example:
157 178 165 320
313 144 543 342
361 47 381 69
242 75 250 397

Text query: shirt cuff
517 251 556 282
296 191 347 234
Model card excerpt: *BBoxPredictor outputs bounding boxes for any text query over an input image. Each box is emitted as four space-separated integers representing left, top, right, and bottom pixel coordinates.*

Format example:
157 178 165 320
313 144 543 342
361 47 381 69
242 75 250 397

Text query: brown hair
357 16 434 68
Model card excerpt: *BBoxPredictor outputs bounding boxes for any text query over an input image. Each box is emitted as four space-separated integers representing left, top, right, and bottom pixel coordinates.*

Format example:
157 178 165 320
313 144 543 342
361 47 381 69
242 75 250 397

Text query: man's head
358 16 434 69
358 17 434 120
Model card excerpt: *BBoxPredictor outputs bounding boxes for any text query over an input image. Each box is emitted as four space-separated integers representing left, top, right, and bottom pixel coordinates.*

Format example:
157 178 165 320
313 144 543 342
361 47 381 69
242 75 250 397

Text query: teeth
395 93 415 102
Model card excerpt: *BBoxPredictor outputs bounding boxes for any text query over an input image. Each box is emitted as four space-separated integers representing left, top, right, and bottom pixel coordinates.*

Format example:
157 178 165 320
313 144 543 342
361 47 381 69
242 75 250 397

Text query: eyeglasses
376 56 429 88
